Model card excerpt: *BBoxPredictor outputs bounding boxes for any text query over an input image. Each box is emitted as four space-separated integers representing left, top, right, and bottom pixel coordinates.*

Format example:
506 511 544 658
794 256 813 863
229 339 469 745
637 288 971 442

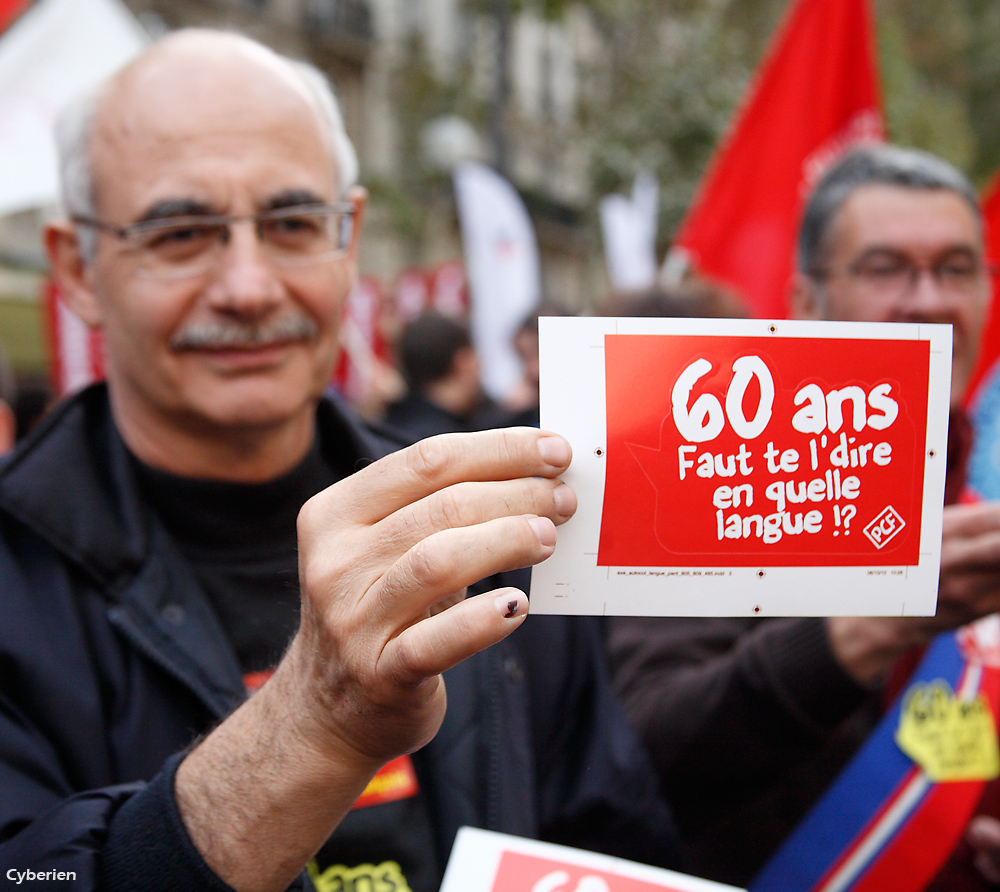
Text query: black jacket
0 385 681 891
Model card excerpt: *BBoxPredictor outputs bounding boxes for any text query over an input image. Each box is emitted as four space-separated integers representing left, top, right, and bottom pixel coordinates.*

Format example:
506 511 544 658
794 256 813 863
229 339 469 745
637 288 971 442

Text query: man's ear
330 185 367 306
43 221 104 329
790 272 823 321
0 399 16 455
345 185 367 263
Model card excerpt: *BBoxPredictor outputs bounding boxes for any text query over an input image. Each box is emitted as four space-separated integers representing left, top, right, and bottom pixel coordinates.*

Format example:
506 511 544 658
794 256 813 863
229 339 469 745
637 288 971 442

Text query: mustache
170 315 320 350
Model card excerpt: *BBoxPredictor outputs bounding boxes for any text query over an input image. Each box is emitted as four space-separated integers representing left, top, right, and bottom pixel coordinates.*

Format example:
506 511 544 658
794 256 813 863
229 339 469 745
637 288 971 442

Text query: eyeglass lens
130 208 352 279
851 253 985 297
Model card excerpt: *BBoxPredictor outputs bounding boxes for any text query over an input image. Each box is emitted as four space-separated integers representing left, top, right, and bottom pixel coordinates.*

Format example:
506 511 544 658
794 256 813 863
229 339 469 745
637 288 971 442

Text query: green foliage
384 32 489 239
579 0 787 243
876 0 1000 188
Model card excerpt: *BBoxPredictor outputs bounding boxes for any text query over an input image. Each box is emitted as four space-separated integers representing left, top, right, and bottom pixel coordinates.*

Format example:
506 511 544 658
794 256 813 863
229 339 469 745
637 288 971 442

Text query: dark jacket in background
382 391 514 443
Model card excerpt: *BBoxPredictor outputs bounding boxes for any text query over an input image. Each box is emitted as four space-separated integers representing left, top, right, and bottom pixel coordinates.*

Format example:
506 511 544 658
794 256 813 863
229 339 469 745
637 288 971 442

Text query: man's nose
897 266 952 319
205 221 283 314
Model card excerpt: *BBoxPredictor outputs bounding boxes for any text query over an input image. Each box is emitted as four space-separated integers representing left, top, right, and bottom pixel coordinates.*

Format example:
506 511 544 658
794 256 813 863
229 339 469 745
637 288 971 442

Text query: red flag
670 0 883 319
0 0 28 33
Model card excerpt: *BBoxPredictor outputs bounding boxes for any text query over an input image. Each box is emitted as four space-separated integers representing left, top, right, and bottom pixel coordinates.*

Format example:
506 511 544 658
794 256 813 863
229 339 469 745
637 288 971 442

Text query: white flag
454 162 540 402
599 171 659 293
0 0 147 216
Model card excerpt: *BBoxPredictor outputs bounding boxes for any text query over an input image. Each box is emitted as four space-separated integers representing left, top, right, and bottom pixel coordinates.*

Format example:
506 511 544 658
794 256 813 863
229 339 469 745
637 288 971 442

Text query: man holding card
0 29 682 891
609 145 1000 890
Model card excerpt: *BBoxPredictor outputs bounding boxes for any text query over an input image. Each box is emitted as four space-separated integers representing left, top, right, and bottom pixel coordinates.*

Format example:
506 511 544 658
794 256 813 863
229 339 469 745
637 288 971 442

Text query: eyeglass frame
807 248 996 300
70 202 357 278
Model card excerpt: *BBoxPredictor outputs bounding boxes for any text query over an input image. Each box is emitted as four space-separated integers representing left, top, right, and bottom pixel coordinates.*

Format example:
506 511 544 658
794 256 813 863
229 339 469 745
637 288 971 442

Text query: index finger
333 428 572 526
943 502 1000 539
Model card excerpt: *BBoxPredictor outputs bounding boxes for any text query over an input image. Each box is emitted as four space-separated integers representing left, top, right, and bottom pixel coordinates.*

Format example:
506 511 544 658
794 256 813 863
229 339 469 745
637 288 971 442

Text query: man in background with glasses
610 145 1000 890
0 28 680 892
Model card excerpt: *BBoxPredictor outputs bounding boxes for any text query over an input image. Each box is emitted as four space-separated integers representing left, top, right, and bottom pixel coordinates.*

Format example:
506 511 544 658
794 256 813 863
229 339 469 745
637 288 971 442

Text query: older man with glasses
609 145 1000 891
0 28 681 892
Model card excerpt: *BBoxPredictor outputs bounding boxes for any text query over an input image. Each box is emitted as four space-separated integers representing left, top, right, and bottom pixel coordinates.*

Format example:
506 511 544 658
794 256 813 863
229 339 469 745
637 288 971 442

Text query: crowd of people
2 24 1000 892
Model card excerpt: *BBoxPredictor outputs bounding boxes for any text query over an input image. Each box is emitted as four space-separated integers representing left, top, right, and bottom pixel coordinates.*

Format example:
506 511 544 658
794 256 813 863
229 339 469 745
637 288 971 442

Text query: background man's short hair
613 279 748 319
398 312 472 391
798 144 982 275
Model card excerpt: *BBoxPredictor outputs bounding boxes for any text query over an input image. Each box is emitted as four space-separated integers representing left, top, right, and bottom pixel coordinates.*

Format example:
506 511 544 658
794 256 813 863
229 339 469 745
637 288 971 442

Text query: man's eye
938 261 977 278
267 215 323 236
145 224 217 249
860 262 907 279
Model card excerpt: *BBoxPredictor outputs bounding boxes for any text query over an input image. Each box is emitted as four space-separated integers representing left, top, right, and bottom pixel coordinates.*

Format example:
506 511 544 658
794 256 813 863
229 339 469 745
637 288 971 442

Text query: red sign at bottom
492 851 702 892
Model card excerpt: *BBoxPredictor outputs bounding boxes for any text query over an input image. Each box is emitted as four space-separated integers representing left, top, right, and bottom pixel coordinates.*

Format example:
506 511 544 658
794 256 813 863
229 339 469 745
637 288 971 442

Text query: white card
531 316 952 617
440 827 745 892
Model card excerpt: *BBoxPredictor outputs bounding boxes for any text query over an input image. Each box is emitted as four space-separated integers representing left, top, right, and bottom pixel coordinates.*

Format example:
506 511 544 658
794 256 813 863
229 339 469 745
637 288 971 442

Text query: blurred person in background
609 279 748 320
503 305 582 429
503 310 542 427
383 310 507 439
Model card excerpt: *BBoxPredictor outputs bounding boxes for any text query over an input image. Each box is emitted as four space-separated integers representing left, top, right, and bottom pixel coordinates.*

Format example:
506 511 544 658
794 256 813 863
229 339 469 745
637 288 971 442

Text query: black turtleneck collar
128 437 336 562
127 435 348 674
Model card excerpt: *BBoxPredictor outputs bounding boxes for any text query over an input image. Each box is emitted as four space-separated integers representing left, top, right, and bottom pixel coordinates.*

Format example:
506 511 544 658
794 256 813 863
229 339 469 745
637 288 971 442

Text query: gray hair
54 85 101 258
53 34 358 260
289 58 358 193
797 144 981 276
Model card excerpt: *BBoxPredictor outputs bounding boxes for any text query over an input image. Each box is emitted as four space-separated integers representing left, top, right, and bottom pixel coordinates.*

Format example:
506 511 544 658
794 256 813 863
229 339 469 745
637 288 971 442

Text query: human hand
175 428 575 892
931 502 1000 631
828 502 1000 685
285 427 576 769
968 815 1000 885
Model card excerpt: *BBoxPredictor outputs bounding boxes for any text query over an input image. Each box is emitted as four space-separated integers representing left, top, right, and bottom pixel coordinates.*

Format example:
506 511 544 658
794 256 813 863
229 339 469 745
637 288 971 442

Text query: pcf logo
863 506 906 550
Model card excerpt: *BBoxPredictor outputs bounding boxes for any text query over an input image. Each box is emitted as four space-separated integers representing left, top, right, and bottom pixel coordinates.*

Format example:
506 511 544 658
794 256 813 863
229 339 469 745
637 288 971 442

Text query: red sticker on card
598 334 929 567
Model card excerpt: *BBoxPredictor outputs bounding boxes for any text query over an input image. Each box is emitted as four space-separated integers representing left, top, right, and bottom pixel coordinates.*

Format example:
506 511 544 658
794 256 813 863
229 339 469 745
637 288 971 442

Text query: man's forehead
827 183 982 259
96 41 318 143
104 30 313 105
88 39 336 214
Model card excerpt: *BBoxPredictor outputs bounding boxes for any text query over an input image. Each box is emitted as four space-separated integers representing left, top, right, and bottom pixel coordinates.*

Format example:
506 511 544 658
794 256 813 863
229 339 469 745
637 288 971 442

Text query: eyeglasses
72 203 355 280
810 251 993 300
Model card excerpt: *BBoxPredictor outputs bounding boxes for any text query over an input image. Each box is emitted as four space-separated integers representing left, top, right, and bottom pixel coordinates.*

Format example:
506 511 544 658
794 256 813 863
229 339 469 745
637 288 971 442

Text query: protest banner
454 161 540 402
530 317 952 616
440 827 744 892
665 0 882 318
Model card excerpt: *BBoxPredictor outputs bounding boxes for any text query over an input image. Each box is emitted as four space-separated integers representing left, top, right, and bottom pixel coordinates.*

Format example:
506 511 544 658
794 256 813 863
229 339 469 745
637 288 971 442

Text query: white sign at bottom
440 827 745 892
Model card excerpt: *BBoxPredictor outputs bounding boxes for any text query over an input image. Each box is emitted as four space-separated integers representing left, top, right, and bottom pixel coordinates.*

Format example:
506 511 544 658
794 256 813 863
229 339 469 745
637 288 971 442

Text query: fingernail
496 592 527 619
553 483 577 518
528 515 557 546
538 436 571 468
